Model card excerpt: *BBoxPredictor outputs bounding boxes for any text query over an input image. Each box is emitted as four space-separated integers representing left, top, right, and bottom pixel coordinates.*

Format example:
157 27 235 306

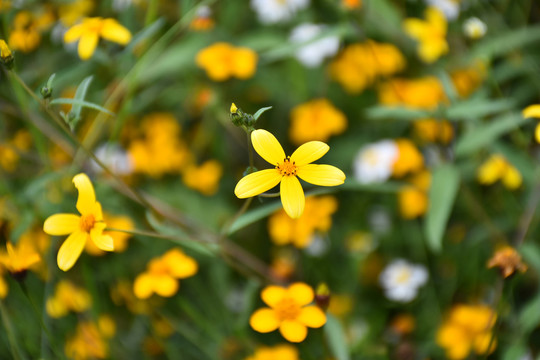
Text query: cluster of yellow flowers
46 280 92 318
196 42 258 81
329 40 405 93
413 119 454 144
477 154 522 190
404 7 448 63
65 316 115 360
9 9 54 53
379 76 446 110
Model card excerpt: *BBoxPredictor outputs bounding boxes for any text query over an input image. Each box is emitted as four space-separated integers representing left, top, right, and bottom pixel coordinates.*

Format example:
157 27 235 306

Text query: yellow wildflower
65 320 110 360
390 314 416 335
404 7 448 63
0 274 7 299
398 170 431 219
0 39 13 66
235 129 345 219
133 248 198 299
85 214 134 255
413 118 454 144
196 42 258 81
451 63 485 98
250 282 327 343
0 129 32 172
342 0 362 9
268 196 338 248
392 139 424 177
379 77 446 110
523 104 540 143
245 344 300 360
182 160 223 196
289 99 347 145
43 173 114 271
487 246 527 278
477 154 522 190
58 0 94 26
46 280 92 318
64 17 132 60
0 240 41 276
436 304 497 360
8 10 49 53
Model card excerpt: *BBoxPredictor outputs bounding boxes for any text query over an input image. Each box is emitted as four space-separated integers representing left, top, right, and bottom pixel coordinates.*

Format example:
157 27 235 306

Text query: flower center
276 157 297 176
274 297 301 321
79 214 96 233
395 268 411 284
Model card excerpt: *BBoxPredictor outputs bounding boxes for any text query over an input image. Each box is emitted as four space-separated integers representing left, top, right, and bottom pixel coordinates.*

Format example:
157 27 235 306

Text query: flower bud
0 39 14 69
315 282 331 311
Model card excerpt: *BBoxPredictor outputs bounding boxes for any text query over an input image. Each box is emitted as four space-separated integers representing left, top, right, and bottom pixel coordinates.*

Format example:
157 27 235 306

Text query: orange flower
487 246 527 278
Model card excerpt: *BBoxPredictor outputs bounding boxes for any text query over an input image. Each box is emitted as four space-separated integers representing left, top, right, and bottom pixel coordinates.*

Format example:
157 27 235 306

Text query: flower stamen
275 297 301 321
276 157 297 176
79 214 96 233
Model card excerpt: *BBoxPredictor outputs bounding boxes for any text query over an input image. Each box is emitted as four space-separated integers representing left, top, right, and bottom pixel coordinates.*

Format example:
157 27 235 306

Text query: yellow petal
100 19 132 45
164 249 198 278
261 285 287 307
426 7 447 34
249 308 280 333
290 141 329 166
64 23 84 43
287 282 314 306
251 129 286 166
403 19 427 39
536 122 540 143
153 275 179 297
297 306 327 328
57 231 87 271
73 173 96 214
234 169 282 198
78 32 99 60
279 320 307 343
44 214 80 235
133 273 154 299
280 176 305 219
296 164 346 186
523 104 540 119
91 231 114 252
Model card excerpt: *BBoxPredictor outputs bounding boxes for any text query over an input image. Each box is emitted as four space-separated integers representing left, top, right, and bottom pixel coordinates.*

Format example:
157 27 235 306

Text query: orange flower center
79 214 96 232
276 157 297 176
274 297 301 321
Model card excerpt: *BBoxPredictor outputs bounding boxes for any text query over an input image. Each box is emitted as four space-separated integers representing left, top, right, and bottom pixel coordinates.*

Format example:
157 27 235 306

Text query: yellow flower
404 7 448 63
342 0 362 9
413 118 454 144
133 248 198 299
85 214 134 255
487 246 528 278
523 104 540 143
196 42 258 81
0 39 12 63
398 170 431 219
0 240 41 275
235 129 345 219
392 139 424 177
268 196 338 248
378 77 446 110
477 154 522 190
451 63 485 98
0 274 7 299
64 17 132 60
289 98 347 145
249 282 327 343
182 160 223 196
46 280 92 318
43 173 114 271
65 321 109 360
245 344 300 360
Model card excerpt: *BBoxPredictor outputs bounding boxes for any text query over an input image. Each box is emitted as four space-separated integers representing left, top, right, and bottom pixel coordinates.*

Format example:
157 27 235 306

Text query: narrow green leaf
519 243 540 272
227 200 282 235
125 18 166 52
446 98 516 121
518 292 540 333
253 106 272 120
424 164 460 253
324 314 350 360
365 106 430 120
469 25 540 61
50 98 115 116
69 75 93 120
46 73 56 89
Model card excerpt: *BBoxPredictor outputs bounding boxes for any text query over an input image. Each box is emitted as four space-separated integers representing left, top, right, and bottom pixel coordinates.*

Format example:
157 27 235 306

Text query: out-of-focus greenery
1 0 540 359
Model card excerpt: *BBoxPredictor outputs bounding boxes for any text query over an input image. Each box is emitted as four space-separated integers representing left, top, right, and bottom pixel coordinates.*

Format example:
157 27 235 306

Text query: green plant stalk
0 300 26 360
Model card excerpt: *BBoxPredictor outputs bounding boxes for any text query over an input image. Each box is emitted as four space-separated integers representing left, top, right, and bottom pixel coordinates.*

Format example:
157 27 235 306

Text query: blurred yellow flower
0 39 12 63
196 42 257 81
328 294 353 318
43 173 114 271
342 0 362 9
86 214 134 255
250 282 326 343
379 76 446 110
398 170 431 219
329 41 405 93
270 250 296 281
65 320 111 360
477 154 522 190
487 246 527 278
404 7 448 63
0 274 7 299
390 313 416 335
268 196 338 248
436 304 497 360
58 0 94 26
9 10 53 53
289 98 347 145
523 104 540 143
64 17 132 60
413 118 454 144
0 129 32 172
235 129 345 219
182 160 223 196
133 248 198 299
451 63 485 98
0 240 41 275
245 344 300 360
392 139 424 177
46 280 92 318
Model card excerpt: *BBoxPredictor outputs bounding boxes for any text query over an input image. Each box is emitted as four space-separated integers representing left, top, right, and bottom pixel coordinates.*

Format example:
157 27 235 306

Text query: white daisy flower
250 0 310 24
379 259 428 303
289 23 339 68
353 140 398 184
463 17 487 39
425 0 460 20
89 143 133 176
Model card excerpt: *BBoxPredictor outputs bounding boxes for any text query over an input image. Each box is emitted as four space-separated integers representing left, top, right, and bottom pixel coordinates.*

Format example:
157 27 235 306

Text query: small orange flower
249 282 326 343
487 246 527 278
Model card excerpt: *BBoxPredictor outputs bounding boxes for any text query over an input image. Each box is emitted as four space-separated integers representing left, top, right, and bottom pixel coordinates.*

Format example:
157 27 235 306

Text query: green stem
0 300 25 360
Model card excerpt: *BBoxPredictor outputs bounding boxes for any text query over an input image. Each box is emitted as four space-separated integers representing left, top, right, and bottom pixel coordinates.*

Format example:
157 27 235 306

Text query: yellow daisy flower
249 282 327 343
0 240 41 275
43 173 114 271
403 7 448 63
64 17 131 60
234 129 345 219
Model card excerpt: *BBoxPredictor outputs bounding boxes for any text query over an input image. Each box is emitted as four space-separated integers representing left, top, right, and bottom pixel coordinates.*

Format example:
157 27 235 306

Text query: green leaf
50 98 115 116
226 200 282 235
424 164 460 253
455 112 530 157
446 98 516 121
519 243 540 272
519 292 540 333
324 314 350 360
69 75 93 121
124 18 165 53
365 106 430 121
253 106 272 121
470 25 540 61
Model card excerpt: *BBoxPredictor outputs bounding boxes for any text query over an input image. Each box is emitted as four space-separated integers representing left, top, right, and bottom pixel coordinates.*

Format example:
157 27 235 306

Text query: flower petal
536 122 540 143
249 308 280 333
251 129 286 166
44 214 80 235
234 169 281 198
90 227 114 252
297 164 346 186
290 141 329 166
153 275 179 297
403 19 427 39
133 273 154 299
77 32 99 60
523 104 540 119
73 173 96 214
57 231 87 271
64 23 84 43
287 282 314 306
164 249 198 278
280 176 305 219
297 306 327 328
100 19 132 45
279 320 308 343
261 285 287 307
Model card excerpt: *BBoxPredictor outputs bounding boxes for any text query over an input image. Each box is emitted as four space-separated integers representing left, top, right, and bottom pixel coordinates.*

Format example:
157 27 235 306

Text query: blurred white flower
304 233 329 257
353 140 398 184
426 0 460 20
463 17 487 39
289 23 339 68
379 259 428 302
251 0 310 24
90 143 133 175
